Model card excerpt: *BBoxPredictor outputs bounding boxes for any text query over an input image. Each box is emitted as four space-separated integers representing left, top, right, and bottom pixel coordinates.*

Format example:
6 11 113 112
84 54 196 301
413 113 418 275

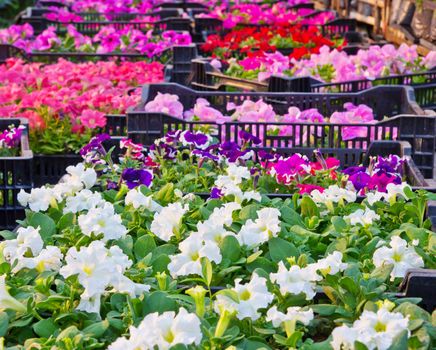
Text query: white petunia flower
60 241 148 314
196 219 236 245
331 308 409 350
78 202 127 241
17 187 61 212
150 202 189 241
270 262 321 300
237 207 281 248
344 207 380 226
3 226 44 270
64 189 104 214
125 187 162 212
168 235 221 278
353 308 409 350
64 163 97 190
215 163 251 186
311 185 357 205
312 251 348 276
373 236 424 279
108 308 202 350
34 246 63 272
331 325 359 350
266 305 314 328
365 191 385 206
208 202 241 226
214 273 273 321
385 182 411 202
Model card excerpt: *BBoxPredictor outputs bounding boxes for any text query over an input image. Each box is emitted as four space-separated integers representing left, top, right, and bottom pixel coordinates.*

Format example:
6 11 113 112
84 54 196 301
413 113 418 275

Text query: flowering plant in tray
0 58 163 155
2 129 434 349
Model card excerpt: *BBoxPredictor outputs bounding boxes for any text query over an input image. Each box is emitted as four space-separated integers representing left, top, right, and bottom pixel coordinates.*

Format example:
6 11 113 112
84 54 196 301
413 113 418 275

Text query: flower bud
186 285 207 318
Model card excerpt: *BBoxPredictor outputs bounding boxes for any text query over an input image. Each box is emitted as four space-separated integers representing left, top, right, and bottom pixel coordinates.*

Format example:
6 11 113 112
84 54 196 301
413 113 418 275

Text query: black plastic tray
0 119 33 231
190 59 436 111
127 83 434 177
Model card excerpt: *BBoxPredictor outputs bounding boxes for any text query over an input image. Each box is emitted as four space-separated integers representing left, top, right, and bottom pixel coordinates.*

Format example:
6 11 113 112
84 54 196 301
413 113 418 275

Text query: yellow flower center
163 330 175 343
392 252 403 262
190 252 200 261
239 289 251 301
374 321 387 333
83 265 94 276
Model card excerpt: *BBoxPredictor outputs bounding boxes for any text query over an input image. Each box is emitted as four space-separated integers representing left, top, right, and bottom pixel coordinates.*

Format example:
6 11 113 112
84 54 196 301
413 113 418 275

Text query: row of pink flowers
0 58 164 131
144 92 380 141
0 24 192 56
197 2 334 29
216 44 436 83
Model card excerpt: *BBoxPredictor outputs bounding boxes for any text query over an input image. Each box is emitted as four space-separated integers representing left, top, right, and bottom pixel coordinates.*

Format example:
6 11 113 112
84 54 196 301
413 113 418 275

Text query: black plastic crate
128 83 434 177
22 7 184 21
18 15 193 36
268 69 436 110
0 44 198 78
0 119 33 231
190 59 436 110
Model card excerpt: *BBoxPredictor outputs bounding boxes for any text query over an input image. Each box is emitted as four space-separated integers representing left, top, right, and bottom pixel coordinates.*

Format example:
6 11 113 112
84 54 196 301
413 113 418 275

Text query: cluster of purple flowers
0 124 24 156
343 155 404 193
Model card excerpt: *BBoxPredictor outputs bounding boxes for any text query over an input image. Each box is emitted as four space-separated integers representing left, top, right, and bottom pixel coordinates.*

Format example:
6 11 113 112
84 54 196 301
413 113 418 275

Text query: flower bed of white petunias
0 161 434 350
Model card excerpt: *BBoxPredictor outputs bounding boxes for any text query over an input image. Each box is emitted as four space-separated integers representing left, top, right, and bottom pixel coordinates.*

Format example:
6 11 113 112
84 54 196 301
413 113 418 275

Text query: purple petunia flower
179 130 212 150
238 130 261 145
122 168 153 189
348 172 371 191
80 133 111 157
209 187 223 199
374 155 404 175
342 166 367 176
192 149 219 162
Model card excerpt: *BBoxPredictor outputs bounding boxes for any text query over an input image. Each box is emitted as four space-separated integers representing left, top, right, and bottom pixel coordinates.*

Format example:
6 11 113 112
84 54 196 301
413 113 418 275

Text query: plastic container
128 83 434 178
0 44 198 80
0 119 33 231
268 69 436 110
32 114 126 187
23 7 183 21
18 15 193 36
398 269 436 312
190 59 436 111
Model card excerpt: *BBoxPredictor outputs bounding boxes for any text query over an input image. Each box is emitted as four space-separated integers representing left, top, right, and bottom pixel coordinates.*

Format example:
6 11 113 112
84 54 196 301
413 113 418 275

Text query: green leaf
388 329 408 350
309 304 338 316
0 312 8 337
331 216 347 232
33 318 58 338
201 257 213 287
220 236 241 262
236 338 272 350
268 237 298 263
300 196 320 218
151 254 170 274
246 250 263 264
394 302 431 323
0 230 16 240
82 320 109 338
154 183 174 205
339 277 360 295
239 204 260 221
142 291 177 315
280 206 304 226
247 257 277 274
134 235 156 261
57 212 74 231
29 212 56 242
